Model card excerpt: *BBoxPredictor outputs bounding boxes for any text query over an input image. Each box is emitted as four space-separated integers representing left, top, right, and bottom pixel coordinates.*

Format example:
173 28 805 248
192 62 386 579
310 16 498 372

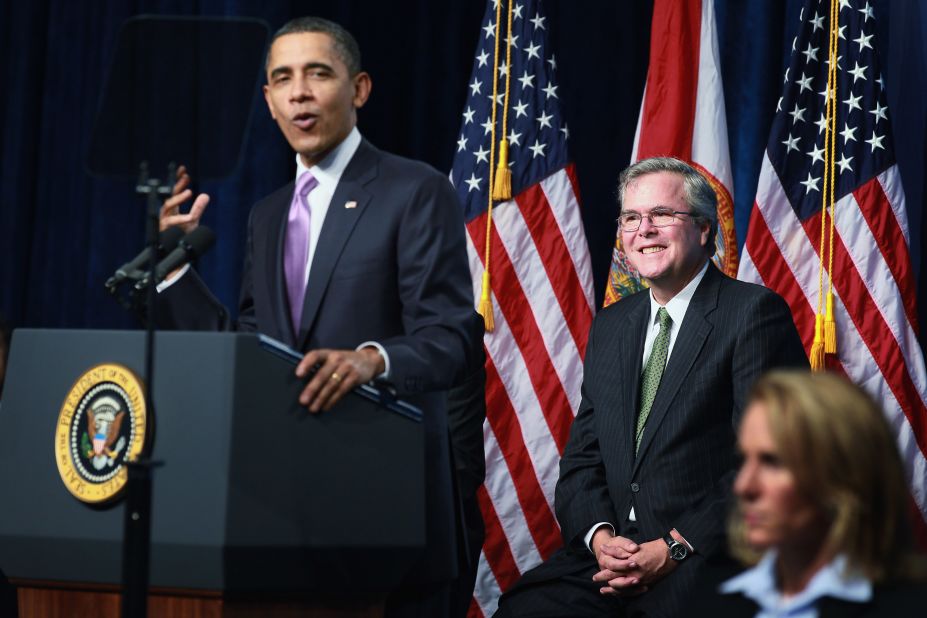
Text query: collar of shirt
641 260 709 368
293 127 362 283
719 551 872 617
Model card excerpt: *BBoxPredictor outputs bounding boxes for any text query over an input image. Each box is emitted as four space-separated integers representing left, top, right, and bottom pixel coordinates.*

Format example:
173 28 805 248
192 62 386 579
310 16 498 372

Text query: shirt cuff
356 341 390 380
671 528 696 553
584 522 615 553
155 263 190 293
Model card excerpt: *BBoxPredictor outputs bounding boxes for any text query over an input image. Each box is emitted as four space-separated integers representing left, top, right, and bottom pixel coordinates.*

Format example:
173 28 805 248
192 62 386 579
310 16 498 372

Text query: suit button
630 483 640 493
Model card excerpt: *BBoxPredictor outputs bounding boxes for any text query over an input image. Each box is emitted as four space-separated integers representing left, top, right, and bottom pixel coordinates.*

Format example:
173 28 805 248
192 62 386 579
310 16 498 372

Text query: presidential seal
54 363 149 504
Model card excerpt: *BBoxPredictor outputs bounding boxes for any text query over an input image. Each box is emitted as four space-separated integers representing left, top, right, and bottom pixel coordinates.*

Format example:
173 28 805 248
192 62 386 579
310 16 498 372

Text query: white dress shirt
719 551 872 617
294 127 361 285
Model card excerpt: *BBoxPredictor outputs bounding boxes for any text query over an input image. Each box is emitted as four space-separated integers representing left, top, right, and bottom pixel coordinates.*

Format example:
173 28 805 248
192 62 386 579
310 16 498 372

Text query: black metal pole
121 459 156 618
122 163 173 618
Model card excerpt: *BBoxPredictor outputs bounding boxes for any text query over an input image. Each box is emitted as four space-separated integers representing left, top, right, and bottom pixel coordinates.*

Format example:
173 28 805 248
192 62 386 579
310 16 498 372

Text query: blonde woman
701 370 926 616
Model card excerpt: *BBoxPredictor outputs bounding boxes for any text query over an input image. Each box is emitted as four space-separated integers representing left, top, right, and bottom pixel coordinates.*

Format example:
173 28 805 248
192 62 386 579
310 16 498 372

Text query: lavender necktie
284 171 319 330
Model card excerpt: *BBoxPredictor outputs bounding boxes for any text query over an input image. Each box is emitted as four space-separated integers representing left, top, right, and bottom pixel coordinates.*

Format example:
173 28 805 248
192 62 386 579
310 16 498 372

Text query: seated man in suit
494 157 807 617
157 16 477 617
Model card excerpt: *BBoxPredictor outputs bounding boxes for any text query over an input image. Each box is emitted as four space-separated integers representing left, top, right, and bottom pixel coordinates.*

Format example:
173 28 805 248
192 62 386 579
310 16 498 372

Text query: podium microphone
105 227 184 289
135 226 216 290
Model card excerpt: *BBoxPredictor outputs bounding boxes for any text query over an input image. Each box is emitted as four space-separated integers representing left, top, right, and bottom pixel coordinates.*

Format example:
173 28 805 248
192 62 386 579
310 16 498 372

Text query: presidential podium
0 330 426 617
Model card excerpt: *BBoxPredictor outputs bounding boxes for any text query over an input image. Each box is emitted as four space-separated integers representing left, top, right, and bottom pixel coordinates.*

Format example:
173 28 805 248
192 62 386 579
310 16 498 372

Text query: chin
745 531 779 552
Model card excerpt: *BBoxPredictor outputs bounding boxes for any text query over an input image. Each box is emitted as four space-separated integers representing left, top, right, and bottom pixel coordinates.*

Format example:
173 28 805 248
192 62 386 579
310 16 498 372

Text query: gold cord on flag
823 0 839 356
811 0 840 370
478 0 512 331
492 2 515 200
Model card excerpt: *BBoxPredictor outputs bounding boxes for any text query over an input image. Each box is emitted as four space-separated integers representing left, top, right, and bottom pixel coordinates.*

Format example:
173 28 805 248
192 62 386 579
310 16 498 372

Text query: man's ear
263 84 277 120
700 221 711 248
353 72 372 109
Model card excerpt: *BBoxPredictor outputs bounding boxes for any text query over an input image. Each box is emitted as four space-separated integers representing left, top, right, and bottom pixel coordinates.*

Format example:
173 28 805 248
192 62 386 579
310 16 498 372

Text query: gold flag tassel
491 0 515 200
810 314 826 370
811 0 840 370
477 0 512 331
478 270 494 331
824 291 837 354
822 0 840 357
493 139 512 200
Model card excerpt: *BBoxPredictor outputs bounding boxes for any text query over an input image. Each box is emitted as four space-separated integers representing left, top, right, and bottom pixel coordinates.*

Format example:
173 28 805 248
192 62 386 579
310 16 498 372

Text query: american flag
605 0 738 306
450 0 595 614
739 0 927 537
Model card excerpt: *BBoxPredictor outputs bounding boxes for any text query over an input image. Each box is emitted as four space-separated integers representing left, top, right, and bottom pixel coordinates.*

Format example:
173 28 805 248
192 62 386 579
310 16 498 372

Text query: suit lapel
633 264 721 471
619 297 650 466
296 141 377 348
269 181 297 345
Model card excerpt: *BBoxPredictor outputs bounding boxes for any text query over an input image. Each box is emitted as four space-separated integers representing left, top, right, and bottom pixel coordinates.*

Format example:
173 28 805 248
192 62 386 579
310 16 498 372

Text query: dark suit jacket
159 138 475 585
518 264 807 617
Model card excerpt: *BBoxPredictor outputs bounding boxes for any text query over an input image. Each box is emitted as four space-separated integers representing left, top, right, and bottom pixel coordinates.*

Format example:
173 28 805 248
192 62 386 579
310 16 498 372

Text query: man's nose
637 214 656 234
290 76 313 100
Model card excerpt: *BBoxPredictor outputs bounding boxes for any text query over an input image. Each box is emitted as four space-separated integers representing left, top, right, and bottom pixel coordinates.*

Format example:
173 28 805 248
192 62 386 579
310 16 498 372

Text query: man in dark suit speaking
495 157 807 617
156 16 476 617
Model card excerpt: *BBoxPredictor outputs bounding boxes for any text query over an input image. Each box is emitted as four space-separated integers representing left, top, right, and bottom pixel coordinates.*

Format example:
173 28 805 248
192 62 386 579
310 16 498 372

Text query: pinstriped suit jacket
553 263 806 614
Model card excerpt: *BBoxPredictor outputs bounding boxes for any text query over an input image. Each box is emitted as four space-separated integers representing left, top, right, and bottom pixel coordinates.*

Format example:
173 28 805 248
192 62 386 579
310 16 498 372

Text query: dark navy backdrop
1 0 924 351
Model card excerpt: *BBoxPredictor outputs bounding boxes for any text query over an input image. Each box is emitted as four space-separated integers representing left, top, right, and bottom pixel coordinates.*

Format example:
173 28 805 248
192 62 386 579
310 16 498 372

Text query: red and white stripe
467 165 594 616
739 157 927 531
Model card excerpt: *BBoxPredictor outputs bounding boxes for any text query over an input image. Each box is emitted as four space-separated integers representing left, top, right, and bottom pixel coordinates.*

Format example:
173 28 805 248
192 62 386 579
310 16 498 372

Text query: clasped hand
590 530 676 596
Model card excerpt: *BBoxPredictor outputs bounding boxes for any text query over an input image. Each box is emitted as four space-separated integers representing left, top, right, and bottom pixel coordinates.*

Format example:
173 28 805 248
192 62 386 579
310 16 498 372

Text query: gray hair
618 157 718 256
266 17 362 76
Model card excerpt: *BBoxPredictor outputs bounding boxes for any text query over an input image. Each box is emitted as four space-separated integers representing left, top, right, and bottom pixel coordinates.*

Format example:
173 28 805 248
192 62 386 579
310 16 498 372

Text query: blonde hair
729 370 923 582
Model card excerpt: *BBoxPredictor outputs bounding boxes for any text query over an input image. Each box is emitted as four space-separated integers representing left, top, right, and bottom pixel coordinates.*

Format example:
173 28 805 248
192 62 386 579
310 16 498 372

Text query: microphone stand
121 160 174 618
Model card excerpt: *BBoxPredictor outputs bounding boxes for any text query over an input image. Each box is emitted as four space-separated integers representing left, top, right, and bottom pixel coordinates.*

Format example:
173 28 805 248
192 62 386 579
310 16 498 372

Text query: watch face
670 543 687 561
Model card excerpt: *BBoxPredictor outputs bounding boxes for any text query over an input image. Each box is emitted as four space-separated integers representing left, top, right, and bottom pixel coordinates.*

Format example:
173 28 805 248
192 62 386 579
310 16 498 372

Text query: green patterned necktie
636 307 672 452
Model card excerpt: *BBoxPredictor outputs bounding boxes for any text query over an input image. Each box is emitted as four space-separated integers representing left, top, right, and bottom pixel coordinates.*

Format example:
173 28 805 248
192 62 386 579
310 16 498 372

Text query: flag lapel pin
345 200 357 209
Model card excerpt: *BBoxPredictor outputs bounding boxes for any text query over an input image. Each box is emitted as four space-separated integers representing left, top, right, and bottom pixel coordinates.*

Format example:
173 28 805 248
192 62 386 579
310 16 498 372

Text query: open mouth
292 112 317 131
641 246 666 254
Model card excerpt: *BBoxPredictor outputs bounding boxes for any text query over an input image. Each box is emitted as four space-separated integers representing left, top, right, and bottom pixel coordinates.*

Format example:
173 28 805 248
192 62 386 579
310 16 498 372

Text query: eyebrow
620 205 675 213
269 62 335 81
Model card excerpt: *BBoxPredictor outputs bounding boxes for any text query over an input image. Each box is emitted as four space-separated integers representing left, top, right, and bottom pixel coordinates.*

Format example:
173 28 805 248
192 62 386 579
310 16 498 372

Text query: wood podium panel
14 580 384 618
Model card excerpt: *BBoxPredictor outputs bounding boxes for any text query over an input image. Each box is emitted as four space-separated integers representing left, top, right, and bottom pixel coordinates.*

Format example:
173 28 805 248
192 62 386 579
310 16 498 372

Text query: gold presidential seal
54 363 148 503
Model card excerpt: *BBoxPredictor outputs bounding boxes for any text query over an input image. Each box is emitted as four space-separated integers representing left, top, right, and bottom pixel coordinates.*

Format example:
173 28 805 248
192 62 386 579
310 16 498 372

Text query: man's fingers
310 363 355 412
593 558 637 581
159 190 209 233
602 536 639 555
160 213 198 230
600 584 648 597
593 571 639 588
296 349 323 378
598 544 636 560
296 350 326 407
186 194 210 226
298 351 348 412
296 349 379 412
320 362 358 411
160 189 191 215
172 167 191 195
299 369 328 411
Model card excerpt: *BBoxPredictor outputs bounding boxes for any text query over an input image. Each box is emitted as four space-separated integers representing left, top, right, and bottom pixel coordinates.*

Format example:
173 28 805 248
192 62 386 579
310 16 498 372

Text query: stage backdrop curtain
0 0 923 352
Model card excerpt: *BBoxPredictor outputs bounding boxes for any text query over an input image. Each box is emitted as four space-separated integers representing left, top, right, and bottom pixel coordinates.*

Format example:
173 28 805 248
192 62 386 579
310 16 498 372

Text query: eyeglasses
617 208 698 232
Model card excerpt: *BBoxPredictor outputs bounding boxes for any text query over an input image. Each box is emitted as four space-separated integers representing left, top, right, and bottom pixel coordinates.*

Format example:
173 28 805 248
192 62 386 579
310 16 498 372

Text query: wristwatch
663 533 689 562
